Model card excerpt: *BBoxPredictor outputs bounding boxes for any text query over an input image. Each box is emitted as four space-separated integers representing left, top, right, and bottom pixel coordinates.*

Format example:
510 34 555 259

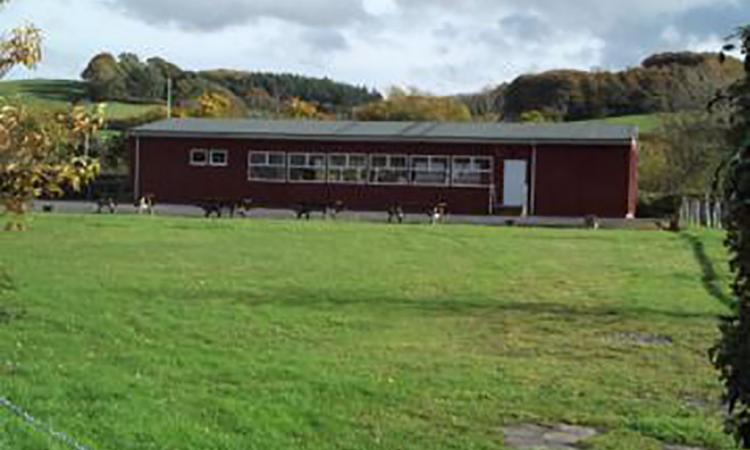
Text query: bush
637 193 682 218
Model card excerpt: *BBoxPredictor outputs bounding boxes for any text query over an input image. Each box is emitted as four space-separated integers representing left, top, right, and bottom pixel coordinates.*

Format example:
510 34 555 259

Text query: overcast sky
2 0 747 94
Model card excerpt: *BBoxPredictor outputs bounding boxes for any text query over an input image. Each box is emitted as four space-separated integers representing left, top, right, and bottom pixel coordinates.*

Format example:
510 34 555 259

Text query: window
289 153 326 182
210 149 228 167
370 154 409 184
249 151 286 181
190 149 208 166
452 156 493 186
411 155 450 185
328 154 368 184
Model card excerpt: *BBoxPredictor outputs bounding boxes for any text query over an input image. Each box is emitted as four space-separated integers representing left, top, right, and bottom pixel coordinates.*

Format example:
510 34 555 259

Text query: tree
0 24 41 78
0 0 102 230
173 90 248 118
81 53 128 101
520 109 559 123
355 88 472 122
0 103 103 230
710 25 750 448
283 97 329 120
638 112 729 194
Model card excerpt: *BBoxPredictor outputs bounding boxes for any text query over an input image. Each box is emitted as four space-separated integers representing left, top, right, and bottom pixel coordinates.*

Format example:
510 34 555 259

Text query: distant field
0 79 163 120
0 215 737 450
578 113 667 134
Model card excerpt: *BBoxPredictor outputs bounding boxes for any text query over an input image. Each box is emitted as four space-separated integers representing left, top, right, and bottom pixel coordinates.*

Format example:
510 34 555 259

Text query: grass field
0 79 163 120
578 113 667 134
0 215 737 449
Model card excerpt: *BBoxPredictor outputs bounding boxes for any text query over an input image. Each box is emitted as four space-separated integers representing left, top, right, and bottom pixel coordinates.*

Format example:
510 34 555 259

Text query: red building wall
130 136 636 217
533 144 635 217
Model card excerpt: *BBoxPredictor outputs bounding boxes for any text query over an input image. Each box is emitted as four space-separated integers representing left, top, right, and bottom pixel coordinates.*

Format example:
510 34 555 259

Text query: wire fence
0 397 96 450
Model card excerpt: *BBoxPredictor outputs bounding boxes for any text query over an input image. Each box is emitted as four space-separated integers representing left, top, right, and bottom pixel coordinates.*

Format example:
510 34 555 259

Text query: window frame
248 151 287 183
410 155 451 186
327 153 369 185
288 152 327 184
369 154 410 185
189 148 209 167
451 155 494 187
209 149 229 167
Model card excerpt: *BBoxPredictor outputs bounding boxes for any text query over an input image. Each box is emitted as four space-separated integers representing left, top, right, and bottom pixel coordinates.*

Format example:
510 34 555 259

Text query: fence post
715 200 723 229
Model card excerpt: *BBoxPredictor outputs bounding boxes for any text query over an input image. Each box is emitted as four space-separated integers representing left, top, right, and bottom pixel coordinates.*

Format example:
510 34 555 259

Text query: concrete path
25 200 661 229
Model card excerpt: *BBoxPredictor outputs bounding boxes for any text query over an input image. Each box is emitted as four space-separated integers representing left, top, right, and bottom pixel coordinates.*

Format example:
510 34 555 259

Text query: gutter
126 131 633 147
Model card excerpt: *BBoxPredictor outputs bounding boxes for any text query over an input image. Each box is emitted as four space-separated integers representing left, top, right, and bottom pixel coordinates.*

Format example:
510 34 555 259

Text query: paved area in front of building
25 200 660 229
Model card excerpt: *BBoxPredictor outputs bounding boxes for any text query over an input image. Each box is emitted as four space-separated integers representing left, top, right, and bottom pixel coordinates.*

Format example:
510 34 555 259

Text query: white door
503 160 528 209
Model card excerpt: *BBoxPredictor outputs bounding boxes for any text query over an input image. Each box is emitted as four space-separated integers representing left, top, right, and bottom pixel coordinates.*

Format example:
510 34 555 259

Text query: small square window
350 155 367 167
330 155 347 167
476 159 491 170
390 156 408 168
269 153 286 165
290 154 306 166
250 153 267 165
190 149 208 166
372 156 388 168
210 150 228 167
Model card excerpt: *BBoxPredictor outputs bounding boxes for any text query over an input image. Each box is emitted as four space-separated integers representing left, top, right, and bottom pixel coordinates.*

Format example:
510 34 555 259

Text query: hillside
81 53 382 116
0 79 163 120
463 52 743 122
578 113 667 134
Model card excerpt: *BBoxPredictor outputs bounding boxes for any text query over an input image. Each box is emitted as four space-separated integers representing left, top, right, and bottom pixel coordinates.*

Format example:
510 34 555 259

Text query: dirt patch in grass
605 332 674 347
503 423 599 449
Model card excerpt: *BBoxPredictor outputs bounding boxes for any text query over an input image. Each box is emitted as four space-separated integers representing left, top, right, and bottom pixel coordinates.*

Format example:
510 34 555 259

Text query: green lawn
0 79 163 120
0 215 737 449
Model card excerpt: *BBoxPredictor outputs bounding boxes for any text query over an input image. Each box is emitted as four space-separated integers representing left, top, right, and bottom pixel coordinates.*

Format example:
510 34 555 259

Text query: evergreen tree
711 25 750 448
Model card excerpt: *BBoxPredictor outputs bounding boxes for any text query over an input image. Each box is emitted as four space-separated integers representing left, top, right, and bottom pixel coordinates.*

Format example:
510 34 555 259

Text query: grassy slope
0 79 163 120
0 216 737 450
578 113 666 134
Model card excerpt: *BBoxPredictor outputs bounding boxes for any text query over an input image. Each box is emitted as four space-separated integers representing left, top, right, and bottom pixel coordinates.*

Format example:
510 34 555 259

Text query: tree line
462 52 744 122
81 52 382 116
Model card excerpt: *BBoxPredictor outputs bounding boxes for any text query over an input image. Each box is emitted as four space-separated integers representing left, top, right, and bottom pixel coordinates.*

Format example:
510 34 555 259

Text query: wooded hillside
462 52 743 122
81 53 382 115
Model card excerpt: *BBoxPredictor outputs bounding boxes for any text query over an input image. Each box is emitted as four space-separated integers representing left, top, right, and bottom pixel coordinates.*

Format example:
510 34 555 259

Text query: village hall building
129 119 639 217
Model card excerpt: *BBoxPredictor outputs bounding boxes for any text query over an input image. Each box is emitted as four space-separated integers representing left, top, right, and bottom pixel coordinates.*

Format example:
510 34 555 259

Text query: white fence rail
679 196 724 229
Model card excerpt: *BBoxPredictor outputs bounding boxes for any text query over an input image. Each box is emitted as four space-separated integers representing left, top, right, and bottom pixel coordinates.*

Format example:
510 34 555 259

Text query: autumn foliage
0 0 103 230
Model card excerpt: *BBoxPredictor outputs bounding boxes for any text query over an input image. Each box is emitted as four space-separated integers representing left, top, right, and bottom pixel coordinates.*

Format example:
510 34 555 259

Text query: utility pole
167 78 173 119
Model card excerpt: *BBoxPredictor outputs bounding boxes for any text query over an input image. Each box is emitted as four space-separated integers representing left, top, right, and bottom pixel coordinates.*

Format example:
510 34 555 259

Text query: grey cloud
302 29 349 52
673 3 746 38
399 0 746 69
596 3 745 68
105 0 369 31
498 13 549 41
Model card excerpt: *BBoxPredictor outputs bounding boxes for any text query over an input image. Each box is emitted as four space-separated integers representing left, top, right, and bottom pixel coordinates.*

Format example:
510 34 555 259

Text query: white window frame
451 156 493 187
288 152 327 184
369 154 410 185
190 148 208 167
410 155 450 186
248 151 287 183
327 153 368 184
209 149 229 167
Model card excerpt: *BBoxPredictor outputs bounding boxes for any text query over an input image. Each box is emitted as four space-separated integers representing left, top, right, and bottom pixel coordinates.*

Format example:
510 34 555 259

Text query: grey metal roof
130 118 637 145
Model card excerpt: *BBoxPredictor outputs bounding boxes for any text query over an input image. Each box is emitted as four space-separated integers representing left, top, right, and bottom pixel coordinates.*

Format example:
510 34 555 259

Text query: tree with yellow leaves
173 90 249 119
284 97 324 119
0 0 103 230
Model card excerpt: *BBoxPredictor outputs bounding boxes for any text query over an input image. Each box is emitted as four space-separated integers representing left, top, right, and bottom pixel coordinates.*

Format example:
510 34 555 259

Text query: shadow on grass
120 284 722 322
680 233 735 310
0 265 15 293
0 265 22 325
